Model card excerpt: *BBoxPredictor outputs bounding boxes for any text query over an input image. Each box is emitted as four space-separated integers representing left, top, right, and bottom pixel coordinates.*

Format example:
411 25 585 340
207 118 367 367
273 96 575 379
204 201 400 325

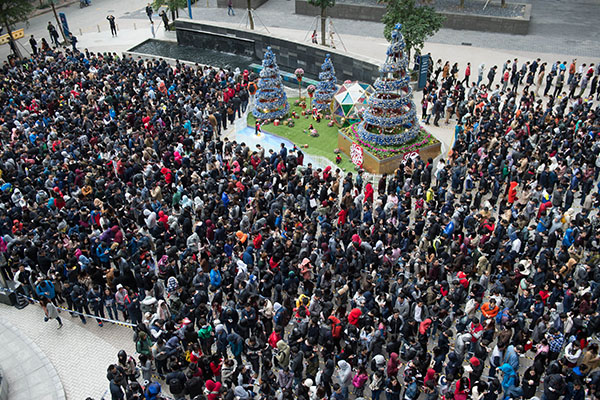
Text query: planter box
295 0 531 34
217 0 269 9
338 129 441 175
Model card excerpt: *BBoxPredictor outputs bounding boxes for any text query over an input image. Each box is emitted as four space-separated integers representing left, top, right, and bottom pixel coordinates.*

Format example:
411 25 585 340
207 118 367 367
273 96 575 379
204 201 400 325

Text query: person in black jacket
166 365 187 398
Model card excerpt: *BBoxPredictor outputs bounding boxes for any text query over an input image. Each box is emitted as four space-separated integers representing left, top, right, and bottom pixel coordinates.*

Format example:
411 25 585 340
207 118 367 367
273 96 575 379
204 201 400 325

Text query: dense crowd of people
421 58 599 128
2 42 600 400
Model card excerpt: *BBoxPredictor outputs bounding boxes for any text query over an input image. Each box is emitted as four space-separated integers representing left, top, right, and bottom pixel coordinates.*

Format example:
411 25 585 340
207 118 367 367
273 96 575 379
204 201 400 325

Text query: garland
351 123 432 154
362 109 417 128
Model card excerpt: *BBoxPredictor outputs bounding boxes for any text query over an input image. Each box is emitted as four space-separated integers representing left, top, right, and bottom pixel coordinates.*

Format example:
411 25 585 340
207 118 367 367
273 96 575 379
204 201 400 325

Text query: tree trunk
501 0 505 6
459 0 464 7
320 7 326 46
176 8 179 17
39 0 45 7
171 9 176 21
247 0 254 30
51 1 70 44
3 22 22 59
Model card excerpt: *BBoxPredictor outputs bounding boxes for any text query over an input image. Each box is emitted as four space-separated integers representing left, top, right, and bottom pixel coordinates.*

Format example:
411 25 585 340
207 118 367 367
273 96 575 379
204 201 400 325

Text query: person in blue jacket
227 332 244 364
209 265 222 289
36 279 56 303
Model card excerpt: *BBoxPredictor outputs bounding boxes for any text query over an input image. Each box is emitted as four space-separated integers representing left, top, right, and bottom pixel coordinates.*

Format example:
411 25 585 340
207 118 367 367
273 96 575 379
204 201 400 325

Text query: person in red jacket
348 308 362 326
508 181 518 204
205 379 222 400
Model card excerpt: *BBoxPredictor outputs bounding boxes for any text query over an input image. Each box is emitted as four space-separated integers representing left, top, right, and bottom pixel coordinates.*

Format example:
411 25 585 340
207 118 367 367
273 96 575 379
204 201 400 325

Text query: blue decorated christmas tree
253 47 290 120
356 23 419 147
313 54 337 112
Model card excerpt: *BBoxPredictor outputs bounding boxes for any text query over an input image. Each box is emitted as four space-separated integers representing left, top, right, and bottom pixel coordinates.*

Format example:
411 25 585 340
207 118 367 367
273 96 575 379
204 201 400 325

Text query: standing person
13 264 34 300
311 30 318 44
589 74 598 100
227 0 235 16
502 67 510 92
47 22 59 47
115 284 129 321
70 35 78 51
40 297 63 329
421 96 429 121
104 288 118 321
159 10 169 31
463 62 471 86
567 59 576 84
145 3 153 22
434 59 443 81
150 21 156 38
553 72 565 98
87 285 105 327
544 71 555 97
70 283 89 325
536 62 546 95
487 66 497 89
29 35 38 56
477 63 485 87
107 15 117 37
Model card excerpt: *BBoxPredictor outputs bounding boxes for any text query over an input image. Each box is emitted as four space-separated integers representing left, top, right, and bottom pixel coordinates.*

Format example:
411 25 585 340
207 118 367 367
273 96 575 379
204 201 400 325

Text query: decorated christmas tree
313 54 337 112
356 23 419 147
253 47 290 120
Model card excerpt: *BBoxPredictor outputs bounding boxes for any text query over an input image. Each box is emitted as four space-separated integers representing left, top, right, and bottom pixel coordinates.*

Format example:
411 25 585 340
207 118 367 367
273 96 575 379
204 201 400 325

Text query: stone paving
0 316 66 400
0 303 136 400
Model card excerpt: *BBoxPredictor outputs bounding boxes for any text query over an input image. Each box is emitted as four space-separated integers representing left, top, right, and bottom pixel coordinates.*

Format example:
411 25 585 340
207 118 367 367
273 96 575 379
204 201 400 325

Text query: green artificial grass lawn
247 98 356 172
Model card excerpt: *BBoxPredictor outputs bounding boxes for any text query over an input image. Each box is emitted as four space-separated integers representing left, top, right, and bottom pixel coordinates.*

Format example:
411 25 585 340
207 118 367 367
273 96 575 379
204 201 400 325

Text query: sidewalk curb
29 0 79 19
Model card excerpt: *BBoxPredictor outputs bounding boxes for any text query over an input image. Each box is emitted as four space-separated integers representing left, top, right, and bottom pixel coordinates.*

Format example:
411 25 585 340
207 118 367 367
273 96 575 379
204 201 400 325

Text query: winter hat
470 356 480 367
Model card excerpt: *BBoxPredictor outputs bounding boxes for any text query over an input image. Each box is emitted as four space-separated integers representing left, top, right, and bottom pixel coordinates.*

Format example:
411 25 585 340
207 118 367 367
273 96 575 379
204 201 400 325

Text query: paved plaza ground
0 0 597 397
0 303 136 399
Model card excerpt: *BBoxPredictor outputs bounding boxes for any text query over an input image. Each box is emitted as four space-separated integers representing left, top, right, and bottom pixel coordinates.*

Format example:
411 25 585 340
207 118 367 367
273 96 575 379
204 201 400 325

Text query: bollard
134 23 137 30
97 24 100 32
79 28 83 36
116 24 119 31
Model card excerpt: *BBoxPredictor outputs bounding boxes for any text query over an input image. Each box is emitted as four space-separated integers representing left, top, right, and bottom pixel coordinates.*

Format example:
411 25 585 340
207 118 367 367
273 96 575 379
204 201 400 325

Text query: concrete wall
174 20 381 83
216 0 269 9
295 0 531 34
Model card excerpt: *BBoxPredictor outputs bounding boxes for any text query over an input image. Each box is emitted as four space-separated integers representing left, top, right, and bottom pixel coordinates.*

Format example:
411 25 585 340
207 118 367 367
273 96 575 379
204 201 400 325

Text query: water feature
129 40 254 70
236 126 332 170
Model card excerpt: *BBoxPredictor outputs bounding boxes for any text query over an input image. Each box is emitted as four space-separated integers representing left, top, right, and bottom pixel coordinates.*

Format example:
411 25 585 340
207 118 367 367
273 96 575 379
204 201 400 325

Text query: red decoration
350 143 364 168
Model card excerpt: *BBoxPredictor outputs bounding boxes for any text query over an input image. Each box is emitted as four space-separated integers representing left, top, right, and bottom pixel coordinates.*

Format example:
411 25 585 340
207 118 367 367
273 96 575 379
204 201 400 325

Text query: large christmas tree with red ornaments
355 23 420 147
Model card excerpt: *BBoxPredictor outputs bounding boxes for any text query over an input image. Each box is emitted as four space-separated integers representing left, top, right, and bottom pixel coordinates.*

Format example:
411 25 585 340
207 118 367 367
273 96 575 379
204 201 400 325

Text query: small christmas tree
253 47 289 121
356 23 419 146
313 54 337 112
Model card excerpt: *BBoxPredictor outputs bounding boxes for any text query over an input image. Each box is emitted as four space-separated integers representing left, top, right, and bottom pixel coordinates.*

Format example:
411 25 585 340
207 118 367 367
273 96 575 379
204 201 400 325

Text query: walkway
0 317 65 400
0 304 136 400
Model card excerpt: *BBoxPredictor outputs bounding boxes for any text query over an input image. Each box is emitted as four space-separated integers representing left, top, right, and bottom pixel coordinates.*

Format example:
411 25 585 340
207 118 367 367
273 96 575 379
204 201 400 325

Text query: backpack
331 320 343 339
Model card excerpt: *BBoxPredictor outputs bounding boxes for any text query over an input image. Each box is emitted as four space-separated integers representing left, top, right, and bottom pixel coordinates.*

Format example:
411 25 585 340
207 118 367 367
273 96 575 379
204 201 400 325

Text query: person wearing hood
205 379 222 400
337 360 352 399
498 363 517 394
227 332 244 363
387 352 401 378
275 339 291 369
